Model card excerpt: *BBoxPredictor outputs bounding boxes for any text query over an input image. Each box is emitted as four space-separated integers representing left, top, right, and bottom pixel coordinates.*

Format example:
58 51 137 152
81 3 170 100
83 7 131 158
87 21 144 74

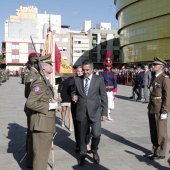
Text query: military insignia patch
35 86 41 94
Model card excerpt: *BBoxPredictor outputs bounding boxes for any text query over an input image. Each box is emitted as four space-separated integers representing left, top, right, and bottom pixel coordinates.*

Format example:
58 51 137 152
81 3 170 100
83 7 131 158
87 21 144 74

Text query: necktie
84 78 89 96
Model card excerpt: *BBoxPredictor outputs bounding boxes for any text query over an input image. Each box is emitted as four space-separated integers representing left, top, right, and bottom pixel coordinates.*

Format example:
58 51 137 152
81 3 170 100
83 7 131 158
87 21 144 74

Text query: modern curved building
114 0 170 63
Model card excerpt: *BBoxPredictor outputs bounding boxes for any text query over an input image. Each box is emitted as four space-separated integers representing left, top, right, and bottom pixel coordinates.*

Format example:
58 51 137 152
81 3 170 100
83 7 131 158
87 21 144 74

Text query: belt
105 86 114 88
151 97 161 99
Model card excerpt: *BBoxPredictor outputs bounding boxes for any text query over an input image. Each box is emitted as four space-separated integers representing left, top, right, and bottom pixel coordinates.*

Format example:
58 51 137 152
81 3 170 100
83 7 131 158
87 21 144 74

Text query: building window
12 44 19 50
55 38 60 42
12 55 19 59
58 47 62 52
62 38 68 42
28 44 34 51
63 47 67 51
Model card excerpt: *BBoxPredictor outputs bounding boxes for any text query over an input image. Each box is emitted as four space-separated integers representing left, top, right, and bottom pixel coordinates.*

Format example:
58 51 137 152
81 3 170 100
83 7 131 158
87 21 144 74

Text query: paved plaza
0 77 170 170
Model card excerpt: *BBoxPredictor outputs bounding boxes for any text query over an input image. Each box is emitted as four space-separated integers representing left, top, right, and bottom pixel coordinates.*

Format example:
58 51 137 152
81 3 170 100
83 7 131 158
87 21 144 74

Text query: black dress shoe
129 96 135 100
136 98 142 101
75 147 80 153
78 155 86 166
143 101 149 104
87 150 92 154
143 152 154 158
92 151 100 164
150 154 165 160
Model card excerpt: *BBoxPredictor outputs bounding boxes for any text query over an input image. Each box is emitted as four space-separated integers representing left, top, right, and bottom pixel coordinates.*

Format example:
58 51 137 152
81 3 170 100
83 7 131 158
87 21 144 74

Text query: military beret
40 53 54 63
28 52 40 62
153 57 167 66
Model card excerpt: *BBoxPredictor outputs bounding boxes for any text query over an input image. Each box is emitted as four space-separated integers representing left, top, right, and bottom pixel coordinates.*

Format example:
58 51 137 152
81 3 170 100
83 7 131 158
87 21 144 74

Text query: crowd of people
0 68 10 85
20 51 170 169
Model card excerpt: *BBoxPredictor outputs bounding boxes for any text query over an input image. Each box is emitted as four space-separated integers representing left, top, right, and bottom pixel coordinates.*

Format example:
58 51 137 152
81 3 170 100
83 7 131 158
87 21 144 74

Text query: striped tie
84 78 89 96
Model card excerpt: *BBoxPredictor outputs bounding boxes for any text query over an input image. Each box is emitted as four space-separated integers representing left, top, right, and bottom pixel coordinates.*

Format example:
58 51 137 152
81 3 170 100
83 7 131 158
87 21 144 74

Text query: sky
0 0 118 42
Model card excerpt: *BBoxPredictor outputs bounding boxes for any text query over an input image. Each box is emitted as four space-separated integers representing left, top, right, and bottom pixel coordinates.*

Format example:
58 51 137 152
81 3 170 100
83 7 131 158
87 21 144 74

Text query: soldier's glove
49 102 58 110
160 112 168 120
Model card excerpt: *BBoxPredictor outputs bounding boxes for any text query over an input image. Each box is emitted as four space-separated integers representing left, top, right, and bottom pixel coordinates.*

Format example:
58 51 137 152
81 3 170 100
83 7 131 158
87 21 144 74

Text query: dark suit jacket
73 74 108 122
135 71 143 86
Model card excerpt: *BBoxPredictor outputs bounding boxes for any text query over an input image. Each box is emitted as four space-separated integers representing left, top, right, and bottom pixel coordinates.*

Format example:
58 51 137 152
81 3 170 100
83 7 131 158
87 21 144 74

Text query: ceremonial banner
60 56 73 74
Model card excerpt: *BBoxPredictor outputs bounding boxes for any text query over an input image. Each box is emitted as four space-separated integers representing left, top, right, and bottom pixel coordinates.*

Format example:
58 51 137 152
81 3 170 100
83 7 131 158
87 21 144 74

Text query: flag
54 43 61 73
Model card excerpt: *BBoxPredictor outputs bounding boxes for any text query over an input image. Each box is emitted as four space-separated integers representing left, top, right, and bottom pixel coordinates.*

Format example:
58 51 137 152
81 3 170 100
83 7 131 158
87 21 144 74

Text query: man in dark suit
72 59 108 166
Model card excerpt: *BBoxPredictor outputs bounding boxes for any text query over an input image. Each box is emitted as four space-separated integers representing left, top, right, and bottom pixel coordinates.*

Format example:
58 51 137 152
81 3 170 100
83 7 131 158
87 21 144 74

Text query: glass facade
115 0 170 63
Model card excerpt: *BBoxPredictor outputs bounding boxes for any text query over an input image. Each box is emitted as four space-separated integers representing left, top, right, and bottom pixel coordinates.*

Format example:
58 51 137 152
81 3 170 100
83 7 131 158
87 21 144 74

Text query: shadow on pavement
102 128 150 154
55 116 110 169
54 116 78 160
125 150 169 170
116 94 131 101
7 122 29 169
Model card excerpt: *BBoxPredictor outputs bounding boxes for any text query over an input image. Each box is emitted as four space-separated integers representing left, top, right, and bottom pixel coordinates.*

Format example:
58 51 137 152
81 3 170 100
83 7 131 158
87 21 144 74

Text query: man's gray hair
82 59 93 69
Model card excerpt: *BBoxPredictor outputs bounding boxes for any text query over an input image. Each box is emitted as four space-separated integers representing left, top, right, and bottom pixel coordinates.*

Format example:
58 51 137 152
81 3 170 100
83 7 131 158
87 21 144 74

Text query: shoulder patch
35 86 41 94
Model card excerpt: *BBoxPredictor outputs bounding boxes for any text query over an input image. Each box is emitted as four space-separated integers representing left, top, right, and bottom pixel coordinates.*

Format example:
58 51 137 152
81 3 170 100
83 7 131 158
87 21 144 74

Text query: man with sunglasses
144 57 170 160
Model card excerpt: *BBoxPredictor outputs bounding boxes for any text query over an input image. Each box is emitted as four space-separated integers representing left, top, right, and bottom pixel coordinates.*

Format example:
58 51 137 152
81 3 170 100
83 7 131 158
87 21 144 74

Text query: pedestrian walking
71 59 108 166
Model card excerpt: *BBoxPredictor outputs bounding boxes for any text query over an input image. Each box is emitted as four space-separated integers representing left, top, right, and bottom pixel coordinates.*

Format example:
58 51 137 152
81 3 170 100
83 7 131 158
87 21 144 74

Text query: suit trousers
78 116 101 154
71 102 91 148
148 113 168 156
143 85 149 102
32 131 53 170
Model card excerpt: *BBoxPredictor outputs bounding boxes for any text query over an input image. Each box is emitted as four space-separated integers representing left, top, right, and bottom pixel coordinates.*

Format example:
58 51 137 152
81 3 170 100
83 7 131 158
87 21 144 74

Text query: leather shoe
92 151 100 164
143 101 149 104
78 155 86 166
75 147 80 153
150 154 165 160
143 152 154 158
129 96 135 100
87 150 92 154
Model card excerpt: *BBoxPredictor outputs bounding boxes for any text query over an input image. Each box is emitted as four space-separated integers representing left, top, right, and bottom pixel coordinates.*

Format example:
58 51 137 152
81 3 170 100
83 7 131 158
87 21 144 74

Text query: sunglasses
46 63 53 66
152 63 161 66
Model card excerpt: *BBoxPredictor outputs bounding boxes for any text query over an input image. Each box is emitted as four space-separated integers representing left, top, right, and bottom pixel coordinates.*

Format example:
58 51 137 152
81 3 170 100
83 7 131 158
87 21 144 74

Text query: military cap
103 50 112 67
40 53 54 63
153 57 167 66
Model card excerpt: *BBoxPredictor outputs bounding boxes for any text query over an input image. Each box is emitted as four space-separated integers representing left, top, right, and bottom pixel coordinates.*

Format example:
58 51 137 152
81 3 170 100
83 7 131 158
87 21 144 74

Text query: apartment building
1 6 120 71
